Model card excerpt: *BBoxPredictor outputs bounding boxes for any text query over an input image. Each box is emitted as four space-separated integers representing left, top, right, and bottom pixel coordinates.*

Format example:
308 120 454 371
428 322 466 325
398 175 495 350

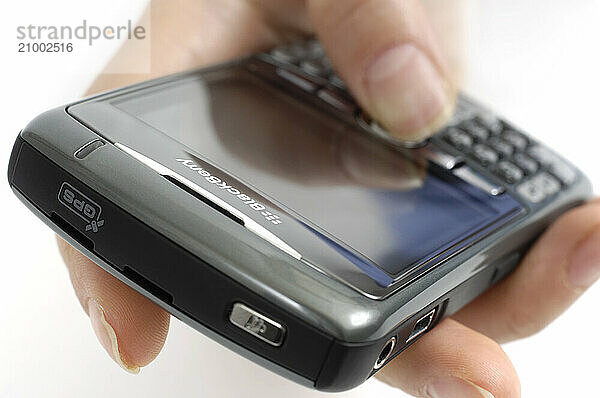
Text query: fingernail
365 43 454 142
568 228 600 288
426 376 495 398
88 299 140 374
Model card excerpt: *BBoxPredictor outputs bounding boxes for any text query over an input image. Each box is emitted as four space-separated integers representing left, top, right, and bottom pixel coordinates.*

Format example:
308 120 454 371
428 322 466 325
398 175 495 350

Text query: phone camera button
229 303 286 347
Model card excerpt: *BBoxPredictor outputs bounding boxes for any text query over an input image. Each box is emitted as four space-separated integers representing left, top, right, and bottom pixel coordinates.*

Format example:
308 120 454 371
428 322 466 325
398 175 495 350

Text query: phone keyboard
443 117 577 203
257 40 579 205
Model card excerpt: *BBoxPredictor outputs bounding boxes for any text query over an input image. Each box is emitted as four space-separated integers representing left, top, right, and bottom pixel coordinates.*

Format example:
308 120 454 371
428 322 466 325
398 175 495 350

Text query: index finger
306 0 457 143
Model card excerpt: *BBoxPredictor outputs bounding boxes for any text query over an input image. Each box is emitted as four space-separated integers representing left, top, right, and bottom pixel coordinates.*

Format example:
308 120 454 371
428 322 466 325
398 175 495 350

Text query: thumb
377 318 521 397
306 0 457 143
57 237 170 373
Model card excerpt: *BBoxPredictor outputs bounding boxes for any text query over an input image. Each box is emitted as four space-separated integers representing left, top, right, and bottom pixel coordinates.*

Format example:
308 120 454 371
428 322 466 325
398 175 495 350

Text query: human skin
56 1 600 397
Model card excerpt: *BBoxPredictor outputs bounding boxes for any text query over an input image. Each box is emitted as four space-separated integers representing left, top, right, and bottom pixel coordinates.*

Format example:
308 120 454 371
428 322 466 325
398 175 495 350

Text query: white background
1 1 600 397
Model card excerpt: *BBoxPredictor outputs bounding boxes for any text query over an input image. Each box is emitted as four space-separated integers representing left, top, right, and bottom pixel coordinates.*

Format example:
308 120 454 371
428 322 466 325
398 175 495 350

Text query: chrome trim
373 336 396 370
417 147 463 170
453 166 505 196
115 142 302 260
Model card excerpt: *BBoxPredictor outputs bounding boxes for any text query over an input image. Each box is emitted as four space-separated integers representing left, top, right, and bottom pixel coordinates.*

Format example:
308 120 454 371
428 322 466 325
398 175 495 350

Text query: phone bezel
67 60 526 299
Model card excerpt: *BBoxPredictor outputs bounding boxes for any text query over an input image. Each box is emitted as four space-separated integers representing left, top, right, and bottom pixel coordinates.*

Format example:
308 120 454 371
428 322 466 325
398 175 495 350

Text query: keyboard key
450 99 477 125
517 173 561 203
270 44 308 64
527 145 577 185
536 172 561 195
269 48 297 64
474 114 503 134
550 160 578 186
446 128 473 150
461 121 490 142
488 137 515 158
300 58 333 78
527 145 557 166
512 153 539 175
471 144 499 166
516 178 545 203
502 130 529 150
495 161 524 184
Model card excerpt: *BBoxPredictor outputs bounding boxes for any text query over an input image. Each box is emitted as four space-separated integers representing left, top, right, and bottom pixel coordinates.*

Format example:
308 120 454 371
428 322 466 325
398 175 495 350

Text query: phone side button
74 139 105 159
229 303 286 347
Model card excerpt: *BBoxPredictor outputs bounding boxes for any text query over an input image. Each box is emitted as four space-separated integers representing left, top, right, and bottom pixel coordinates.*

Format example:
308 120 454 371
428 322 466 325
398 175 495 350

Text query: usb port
406 308 437 343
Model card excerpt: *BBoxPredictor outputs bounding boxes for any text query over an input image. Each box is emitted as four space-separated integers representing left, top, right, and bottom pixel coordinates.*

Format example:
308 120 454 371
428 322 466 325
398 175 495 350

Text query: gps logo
58 182 105 233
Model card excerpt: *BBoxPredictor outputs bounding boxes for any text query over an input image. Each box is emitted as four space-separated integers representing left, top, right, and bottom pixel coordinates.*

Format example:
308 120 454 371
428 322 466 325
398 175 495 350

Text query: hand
57 1 600 397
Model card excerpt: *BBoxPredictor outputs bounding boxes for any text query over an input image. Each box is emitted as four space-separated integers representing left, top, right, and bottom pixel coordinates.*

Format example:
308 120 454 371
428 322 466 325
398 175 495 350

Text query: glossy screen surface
114 72 520 277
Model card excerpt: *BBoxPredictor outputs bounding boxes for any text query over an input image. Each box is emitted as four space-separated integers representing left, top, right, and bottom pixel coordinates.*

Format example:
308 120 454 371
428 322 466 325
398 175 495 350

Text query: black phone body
7 42 592 391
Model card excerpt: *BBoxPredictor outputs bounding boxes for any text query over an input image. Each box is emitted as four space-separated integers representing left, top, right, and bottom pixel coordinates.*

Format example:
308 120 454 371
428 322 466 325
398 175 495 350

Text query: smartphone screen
113 71 521 279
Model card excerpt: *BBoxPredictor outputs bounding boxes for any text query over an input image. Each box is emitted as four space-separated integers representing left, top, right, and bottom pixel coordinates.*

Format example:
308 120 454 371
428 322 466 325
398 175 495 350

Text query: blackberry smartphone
7 41 592 391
